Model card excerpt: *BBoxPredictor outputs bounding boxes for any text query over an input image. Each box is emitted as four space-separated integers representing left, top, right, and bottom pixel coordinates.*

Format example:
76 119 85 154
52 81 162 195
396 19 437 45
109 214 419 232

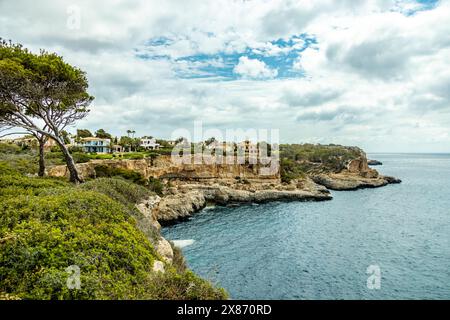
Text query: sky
1 0 449 152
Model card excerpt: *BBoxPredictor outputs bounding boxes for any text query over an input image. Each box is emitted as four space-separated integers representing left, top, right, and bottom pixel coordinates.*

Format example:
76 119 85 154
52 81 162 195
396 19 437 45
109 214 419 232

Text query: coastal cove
162 153 450 299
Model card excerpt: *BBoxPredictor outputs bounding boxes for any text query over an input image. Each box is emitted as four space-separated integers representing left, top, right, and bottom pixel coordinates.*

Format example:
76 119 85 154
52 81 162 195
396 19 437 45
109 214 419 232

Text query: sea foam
172 239 195 248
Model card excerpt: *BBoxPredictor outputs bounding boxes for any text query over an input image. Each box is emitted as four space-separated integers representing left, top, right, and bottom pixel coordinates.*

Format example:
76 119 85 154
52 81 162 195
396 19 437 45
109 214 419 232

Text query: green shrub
45 152 63 159
154 148 173 156
147 152 159 159
94 165 146 185
171 244 187 274
72 152 90 164
148 177 164 195
0 157 38 175
280 158 306 183
68 146 83 153
0 143 21 154
80 178 151 208
43 152 65 166
0 174 68 198
0 162 18 176
0 175 227 300
89 154 114 160
147 270 227 300
0 189 159 299
0 145 39 175
279 144 362 176
80 178 159 242
122 153 145 160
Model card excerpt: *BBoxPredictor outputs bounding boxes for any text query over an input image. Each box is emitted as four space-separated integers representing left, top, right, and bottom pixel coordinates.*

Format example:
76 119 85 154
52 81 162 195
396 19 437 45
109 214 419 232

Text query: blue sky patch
392 0 439 16
136 34 317 80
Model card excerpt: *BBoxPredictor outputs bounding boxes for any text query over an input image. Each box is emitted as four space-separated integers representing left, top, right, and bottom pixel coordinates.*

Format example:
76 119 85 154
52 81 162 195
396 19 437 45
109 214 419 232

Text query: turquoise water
162 154 450 299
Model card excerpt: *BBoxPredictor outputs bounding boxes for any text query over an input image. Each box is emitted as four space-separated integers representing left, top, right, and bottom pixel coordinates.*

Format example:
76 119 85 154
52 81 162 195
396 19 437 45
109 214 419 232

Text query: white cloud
1 0 449 152
233 56 278 79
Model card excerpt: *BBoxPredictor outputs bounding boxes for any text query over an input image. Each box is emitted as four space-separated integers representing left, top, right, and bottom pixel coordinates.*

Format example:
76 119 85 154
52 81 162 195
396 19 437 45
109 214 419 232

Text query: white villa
77 137 111 153
140 138 160 150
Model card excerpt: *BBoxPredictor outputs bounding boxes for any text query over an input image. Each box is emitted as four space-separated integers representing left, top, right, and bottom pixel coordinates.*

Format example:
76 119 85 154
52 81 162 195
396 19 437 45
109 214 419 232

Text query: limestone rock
154 190 207 223
311 173 398 191
156 237 174 264
152 179 332 223
152 260 165 273
136 195 162 231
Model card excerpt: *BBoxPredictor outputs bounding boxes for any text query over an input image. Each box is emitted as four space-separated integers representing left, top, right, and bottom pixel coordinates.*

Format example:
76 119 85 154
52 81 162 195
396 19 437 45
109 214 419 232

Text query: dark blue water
162 154 450 299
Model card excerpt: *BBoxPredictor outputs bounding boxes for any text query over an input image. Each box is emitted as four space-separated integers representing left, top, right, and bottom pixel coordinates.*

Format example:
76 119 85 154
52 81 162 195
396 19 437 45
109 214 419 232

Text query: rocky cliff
48 149 401 223
311 151 401 190
153 178 331 224
48 155 279 183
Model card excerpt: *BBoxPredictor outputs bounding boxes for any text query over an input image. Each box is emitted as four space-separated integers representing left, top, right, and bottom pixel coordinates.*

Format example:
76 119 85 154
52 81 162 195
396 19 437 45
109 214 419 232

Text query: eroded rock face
312 151 401 190
135 195 162 231
48 156 280 182
152 179 332 223
346 152 379 178
153 190 207 224
135 195 174 265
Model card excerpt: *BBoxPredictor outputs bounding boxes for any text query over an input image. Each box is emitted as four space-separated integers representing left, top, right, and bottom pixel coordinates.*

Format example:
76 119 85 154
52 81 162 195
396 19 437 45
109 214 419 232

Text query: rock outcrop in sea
368 159 383 166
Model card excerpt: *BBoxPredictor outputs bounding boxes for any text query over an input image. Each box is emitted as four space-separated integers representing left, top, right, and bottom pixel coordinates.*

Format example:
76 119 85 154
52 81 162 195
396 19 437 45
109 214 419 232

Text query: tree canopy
0 39 94 183
77 129 93 138
95 128 112 139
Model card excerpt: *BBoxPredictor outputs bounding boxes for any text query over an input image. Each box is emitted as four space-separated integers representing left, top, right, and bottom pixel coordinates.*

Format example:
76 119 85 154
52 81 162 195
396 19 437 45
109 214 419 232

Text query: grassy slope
0 147 227 300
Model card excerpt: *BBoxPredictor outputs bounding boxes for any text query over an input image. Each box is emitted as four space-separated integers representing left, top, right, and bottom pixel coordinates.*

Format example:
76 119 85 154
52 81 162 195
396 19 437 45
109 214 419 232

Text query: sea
162 154 450 299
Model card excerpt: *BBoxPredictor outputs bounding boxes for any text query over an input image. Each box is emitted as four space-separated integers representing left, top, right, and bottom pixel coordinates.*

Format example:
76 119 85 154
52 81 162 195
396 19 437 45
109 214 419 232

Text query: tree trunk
38 137 46 177
56 139 83 183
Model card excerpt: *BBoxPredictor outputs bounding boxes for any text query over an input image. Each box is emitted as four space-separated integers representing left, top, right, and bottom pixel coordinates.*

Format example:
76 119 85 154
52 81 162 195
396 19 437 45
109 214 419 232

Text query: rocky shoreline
153 179 332 224
48 151 401 225
150 173 401 224
143 166 401 262
45 151 402 266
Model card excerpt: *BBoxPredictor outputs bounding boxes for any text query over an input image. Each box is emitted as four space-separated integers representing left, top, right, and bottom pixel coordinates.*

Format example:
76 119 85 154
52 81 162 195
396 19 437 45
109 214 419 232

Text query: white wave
172 239 195 248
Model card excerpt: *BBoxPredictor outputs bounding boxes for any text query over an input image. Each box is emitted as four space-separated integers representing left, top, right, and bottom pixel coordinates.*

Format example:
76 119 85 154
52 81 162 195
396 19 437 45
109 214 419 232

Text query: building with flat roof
78 137 111 153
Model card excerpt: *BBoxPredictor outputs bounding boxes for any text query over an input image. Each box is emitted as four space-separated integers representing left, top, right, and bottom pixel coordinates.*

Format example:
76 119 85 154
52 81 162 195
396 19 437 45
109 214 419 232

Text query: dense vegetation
0 146 227 300
279 144 362 183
